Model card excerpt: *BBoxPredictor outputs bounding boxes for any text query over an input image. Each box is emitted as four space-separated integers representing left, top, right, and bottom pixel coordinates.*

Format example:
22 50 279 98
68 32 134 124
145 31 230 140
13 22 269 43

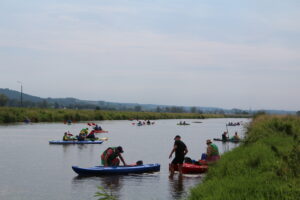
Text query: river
0 118 249 200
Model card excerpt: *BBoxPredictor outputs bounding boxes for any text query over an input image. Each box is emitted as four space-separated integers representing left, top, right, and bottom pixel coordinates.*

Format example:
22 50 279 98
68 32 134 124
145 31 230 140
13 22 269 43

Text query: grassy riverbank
189 115 300 200
0 107 248 123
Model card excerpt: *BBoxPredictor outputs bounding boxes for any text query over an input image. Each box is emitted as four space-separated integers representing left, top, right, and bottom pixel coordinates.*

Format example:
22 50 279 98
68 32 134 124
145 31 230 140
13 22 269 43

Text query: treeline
189 115 300 200
0 107 241 124
0 93 253 115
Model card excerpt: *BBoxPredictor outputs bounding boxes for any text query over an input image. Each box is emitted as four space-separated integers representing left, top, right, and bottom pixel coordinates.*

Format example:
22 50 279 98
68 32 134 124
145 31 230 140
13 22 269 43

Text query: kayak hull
213 138 240 143
173 163 208 174
94 130 108 133
72 164 160 176
49 140 103 144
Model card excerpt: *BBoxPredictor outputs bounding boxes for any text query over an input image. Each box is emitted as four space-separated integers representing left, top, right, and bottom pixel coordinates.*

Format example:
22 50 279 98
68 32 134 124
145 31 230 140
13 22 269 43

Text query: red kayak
94 130 108 133
172 161 208 174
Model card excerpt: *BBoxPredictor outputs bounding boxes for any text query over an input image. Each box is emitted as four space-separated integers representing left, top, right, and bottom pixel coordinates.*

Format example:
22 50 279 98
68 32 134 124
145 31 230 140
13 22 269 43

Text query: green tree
296 111 300 116
95 106 101 110
0 94 8 106
54 102 60 109
190 107 197 113
156 106 161 112
39 100 48 108
134 105 142 112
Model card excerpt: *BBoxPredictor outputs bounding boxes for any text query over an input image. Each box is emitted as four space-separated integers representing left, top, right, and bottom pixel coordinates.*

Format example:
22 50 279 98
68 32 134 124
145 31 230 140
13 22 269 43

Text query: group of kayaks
49 121 220 177
49 123 108 145
72 161 209 176
71 161 210 176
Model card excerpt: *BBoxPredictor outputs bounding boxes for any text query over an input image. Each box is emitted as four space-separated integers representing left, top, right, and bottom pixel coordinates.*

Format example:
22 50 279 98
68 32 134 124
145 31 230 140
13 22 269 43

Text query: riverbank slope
0 107 249 123
189 115 300 200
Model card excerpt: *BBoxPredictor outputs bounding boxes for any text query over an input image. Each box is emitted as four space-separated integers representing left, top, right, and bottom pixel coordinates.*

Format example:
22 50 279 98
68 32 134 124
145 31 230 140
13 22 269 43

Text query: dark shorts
172 156 184 165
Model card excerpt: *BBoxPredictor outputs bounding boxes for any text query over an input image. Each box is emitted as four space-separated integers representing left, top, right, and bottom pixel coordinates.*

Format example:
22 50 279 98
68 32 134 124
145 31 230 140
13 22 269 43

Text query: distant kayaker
169 135 188 177
63 132 70 141
231 132 240 141
94 124 102 131
206 139 220 162
101 146 127 167
222 131 229 141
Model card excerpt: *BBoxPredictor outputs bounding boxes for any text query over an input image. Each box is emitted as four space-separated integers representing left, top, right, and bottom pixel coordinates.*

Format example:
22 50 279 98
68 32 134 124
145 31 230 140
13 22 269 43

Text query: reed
0 107 242 123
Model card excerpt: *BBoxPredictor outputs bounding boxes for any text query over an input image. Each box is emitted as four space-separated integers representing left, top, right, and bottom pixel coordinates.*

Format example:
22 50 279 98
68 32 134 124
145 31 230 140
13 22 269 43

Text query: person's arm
169 145 177 159
207 146 212 157
119 154 126 166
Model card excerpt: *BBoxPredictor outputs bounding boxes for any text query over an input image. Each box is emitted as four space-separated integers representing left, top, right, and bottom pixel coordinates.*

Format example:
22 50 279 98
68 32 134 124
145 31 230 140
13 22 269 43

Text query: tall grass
189 115 300 200
0 107 240 123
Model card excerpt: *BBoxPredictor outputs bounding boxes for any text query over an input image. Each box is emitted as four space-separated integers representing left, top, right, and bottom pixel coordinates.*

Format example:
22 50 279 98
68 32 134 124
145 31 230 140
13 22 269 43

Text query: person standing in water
169 135 188 177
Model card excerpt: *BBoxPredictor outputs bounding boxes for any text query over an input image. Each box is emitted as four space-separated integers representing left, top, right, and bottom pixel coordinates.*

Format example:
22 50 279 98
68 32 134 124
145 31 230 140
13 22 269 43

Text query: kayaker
77 128 88 141
231 132 240 140
169 135 188 177
206 139 220 162
101 146 127 167
63 132 71 141
222 131 229 141
94 124 102 131
87 130 97 140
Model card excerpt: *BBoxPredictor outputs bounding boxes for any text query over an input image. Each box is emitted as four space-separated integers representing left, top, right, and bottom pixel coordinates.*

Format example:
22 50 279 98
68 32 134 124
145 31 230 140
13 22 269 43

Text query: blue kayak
72 164 160 176
49 140 103 144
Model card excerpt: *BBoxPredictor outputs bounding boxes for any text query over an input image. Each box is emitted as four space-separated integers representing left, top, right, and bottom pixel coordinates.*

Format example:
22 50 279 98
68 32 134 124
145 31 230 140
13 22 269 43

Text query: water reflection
221 142 230 153
73 175 123 199
169 175 184 199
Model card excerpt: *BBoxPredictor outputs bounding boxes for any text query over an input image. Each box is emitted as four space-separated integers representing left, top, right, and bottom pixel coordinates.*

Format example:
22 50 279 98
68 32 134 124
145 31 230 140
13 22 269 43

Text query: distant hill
0 88 296 115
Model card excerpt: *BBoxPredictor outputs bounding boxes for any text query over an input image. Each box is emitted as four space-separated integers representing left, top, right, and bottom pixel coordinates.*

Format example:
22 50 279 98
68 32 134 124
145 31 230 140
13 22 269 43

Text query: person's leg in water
169 163 175 178
178 164 183 176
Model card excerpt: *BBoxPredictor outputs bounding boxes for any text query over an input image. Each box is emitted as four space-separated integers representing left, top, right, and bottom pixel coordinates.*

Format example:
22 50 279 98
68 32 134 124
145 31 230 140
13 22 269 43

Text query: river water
0 118 249 200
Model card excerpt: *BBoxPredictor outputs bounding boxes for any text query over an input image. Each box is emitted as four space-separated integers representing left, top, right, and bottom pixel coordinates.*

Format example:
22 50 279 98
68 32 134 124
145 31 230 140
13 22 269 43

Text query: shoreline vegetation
0 107 250 124
189 115 300 200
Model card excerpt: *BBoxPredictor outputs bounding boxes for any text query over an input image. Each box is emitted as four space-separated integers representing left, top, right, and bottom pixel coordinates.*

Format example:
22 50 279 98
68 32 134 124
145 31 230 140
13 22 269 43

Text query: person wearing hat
101 146 127 166
206 139 220 162
169 135 188 177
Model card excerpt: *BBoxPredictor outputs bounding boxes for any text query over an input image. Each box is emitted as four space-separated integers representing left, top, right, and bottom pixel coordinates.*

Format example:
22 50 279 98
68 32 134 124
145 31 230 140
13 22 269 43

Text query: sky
0 0 299 110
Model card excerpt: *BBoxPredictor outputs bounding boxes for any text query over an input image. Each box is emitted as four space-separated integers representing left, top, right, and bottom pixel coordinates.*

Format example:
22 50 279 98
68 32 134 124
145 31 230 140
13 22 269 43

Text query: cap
117 146 124 153
174 135 181 140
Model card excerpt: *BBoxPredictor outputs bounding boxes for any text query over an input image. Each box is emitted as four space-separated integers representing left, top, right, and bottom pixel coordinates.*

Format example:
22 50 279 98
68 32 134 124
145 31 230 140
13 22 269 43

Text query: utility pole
17 81 23 107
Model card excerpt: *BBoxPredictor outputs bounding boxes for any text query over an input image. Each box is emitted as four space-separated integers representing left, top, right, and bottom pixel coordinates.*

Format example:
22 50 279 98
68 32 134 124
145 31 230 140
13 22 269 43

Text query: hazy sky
0 0 299 110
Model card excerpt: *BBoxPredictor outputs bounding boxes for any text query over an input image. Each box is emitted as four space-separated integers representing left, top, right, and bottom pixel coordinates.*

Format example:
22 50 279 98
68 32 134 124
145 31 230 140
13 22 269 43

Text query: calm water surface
0 118 249 200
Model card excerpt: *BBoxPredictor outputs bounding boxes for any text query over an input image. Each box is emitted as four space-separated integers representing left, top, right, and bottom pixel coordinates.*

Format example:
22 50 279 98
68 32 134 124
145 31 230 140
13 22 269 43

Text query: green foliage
189 115 300 200
0 107 244 123
94 186 116 200
0 94 9 106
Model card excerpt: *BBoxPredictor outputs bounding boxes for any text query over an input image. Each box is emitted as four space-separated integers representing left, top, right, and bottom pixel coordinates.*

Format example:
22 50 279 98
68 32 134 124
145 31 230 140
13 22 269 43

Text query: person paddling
222 131 229 141
101 146 127 167
169 135 188 177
